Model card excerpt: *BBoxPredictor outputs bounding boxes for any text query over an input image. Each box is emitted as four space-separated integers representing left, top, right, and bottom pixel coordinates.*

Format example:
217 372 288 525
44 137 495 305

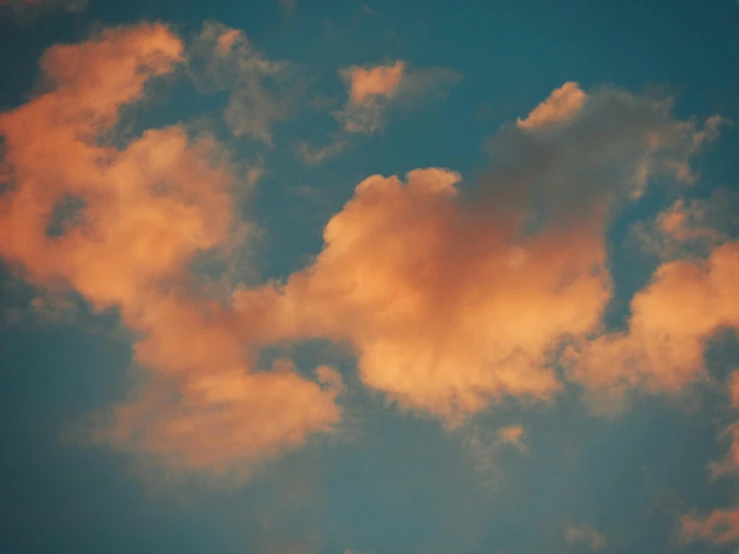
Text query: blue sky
1 1 739 554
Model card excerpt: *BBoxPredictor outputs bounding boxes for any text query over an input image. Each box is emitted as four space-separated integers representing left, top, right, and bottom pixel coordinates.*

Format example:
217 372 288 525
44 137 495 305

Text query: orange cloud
564 240 739 402
0 0 86 13
497 424 525 450
283 83 721 422
236 168 610 422
630 188 738 261
342 61 406 106
0 23 340 478
682 508 739 545
517 81 587 130
2 47 726 478
320 62 460 141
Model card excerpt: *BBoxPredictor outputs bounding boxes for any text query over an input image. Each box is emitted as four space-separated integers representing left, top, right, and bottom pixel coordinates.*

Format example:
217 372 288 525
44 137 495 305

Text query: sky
0 1 739 553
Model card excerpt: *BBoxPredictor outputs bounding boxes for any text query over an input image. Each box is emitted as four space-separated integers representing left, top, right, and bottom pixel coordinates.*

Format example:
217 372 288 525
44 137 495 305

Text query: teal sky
1 2 739 554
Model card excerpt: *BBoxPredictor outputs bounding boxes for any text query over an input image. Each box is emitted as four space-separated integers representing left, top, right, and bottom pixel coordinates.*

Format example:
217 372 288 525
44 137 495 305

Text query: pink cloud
517 81 587 130
497 424 526 451
236 168 610 422
682 508 739 545
342 60 406 105
0 23 340 478
564 240 739 404
1 42 728 482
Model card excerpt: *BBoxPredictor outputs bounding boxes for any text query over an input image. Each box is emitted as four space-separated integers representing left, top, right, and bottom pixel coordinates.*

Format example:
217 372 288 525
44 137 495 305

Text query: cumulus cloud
189 21 299 146
564 240 739 405
564 522 607 551
485 83 722 222
237 167 607 420
0 23 340 478
299 61 461 164
1 47 728 478
270 82 723 423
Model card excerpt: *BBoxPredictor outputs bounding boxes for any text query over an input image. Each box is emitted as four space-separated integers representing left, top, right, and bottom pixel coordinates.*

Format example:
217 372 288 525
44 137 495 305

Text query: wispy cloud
564 521 607 551
189 21 301 146
282 82 723 423
682 507 739 545
0 23 341 479
0 0 86 16
630 185 738 261
299 60 461 164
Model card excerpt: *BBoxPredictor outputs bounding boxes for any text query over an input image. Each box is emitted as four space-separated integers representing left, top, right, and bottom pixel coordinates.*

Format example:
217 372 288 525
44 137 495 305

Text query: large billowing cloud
242 168 608 421
239 82 722 423
0 23 341 478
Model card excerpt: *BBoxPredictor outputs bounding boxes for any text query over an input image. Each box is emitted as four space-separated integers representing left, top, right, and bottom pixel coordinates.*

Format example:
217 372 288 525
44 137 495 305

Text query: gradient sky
1 1 739 554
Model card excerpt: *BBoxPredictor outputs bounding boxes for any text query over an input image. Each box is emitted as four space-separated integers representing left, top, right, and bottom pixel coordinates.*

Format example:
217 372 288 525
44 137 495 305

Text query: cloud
297 138 349 165
564 522 607 551
275 83 722 423
190 21 299 146
564 240 739 404
1 52 726 478
0 23 340 478
517 81 587 130
299 61 461 163
730 370 739 408
707 421 739 477
343 60 406 105
484 83 721 221
682 508 739 545
459 422 529 489
335 61 461 135
28 292 78 324
630 187 738 260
